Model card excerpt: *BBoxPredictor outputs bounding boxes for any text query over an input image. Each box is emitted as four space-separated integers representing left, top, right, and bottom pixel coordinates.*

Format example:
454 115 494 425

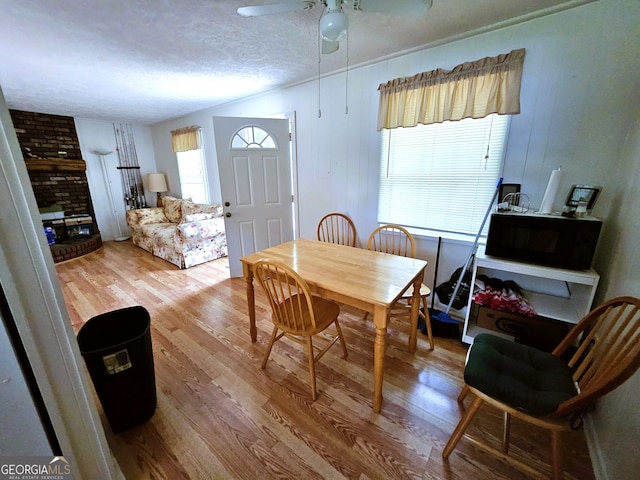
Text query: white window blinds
378 114 509 236
176 149 209 204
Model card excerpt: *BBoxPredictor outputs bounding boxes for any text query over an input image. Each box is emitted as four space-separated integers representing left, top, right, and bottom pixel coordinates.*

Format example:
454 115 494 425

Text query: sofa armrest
176 217 225 243
125 209 138 228
181 201 223 221
126 208 170 229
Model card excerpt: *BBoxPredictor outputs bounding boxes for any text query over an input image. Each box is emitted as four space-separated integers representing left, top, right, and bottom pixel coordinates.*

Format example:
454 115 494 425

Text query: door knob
225 212 232 218
224 201 230 207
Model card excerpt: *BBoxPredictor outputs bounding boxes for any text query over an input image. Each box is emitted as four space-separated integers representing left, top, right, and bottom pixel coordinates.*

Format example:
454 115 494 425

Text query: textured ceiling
0 0 594 125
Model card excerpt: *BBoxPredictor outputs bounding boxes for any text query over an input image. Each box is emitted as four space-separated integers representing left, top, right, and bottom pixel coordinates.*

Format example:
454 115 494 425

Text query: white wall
162 2 632 222
75 119 156 241
148 112 224 202
152 2 638 288
148 1 640 477
587 103 640 480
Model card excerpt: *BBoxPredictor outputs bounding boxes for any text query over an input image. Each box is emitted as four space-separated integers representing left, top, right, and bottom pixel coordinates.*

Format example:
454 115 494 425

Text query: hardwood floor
56 240 595 480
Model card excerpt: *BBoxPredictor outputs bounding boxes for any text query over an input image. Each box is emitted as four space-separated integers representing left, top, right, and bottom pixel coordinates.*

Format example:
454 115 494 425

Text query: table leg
242 264 257 342
408 269 424 354
372 305 388 413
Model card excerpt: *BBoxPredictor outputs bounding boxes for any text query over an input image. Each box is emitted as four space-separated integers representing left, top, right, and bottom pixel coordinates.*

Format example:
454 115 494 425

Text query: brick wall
28 167 93 216
10 110 82 159
10 110 97 223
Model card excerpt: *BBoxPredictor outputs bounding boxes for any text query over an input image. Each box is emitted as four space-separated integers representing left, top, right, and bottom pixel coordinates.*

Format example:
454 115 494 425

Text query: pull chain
483 115 495 170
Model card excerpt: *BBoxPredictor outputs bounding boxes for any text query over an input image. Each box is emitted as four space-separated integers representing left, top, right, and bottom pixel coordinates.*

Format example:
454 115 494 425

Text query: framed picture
565 185 602 210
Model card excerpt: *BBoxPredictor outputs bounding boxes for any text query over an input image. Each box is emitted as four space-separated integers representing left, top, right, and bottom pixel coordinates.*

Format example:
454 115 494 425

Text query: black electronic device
485 212 602 270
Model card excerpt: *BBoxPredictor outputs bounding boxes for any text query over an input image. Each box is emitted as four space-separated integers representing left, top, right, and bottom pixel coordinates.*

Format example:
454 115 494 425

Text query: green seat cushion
464 333 577 415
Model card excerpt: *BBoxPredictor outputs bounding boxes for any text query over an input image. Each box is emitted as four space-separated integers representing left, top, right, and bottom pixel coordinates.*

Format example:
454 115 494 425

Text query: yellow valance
377 48 525 131
171 125 202 152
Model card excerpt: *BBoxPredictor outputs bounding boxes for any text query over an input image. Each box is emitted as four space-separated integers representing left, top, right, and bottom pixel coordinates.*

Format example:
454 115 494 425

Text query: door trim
0 89 123 478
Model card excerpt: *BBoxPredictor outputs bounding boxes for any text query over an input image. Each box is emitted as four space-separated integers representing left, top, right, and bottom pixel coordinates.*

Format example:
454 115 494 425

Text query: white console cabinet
461 246 600 344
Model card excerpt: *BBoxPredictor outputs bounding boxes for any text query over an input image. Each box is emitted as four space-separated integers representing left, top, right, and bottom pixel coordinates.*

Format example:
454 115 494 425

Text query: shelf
462 247 599 344
523 291 584 324
477 251 599 286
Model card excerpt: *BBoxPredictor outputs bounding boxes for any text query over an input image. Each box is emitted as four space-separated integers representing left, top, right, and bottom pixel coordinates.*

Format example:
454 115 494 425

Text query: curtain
377 48 525 131
171 125 202 152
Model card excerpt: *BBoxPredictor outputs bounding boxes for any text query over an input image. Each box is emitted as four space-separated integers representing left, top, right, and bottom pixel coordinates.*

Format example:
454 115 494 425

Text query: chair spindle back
367 224 416 258
254 259 318 333
553 296 640 417
317 213 357 247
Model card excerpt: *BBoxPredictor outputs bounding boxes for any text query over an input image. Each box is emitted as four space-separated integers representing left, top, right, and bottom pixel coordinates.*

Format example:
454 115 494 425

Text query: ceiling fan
237 0 434 54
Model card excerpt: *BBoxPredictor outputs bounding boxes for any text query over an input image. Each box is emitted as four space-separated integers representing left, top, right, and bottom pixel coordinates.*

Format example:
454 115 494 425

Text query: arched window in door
231 126 277 149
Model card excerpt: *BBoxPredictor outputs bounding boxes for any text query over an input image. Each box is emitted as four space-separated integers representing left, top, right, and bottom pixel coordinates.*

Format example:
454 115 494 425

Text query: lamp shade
147 173 167 193
320 10 348 42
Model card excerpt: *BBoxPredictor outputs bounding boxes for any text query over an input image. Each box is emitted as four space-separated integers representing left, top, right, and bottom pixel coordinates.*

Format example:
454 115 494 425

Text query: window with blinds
176 149 209 204
378 114 509 236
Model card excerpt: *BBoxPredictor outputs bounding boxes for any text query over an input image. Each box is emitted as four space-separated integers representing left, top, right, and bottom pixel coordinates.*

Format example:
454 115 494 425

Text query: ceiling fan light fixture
320 10 348 42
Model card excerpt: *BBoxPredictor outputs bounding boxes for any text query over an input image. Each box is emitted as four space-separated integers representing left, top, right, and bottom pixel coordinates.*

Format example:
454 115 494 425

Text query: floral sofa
125 196 227 269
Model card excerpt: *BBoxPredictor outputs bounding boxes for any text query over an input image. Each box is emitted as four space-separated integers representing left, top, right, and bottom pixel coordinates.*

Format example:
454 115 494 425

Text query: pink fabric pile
473 277 536 317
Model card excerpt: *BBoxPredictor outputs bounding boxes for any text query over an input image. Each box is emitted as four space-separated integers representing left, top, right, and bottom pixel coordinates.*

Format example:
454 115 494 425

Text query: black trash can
77 306 156 433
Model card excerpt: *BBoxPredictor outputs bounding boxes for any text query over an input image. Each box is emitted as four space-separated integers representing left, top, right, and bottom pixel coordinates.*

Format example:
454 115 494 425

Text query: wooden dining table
239 238 427 413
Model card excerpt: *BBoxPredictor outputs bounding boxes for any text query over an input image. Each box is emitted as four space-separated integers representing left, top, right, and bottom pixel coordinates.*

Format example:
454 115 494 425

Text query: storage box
41 210 65 221
65 215 94 237
474 304 570 352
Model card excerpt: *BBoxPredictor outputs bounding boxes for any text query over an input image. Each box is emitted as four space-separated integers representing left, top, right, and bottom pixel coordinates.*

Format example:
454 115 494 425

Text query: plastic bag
435 258 474 310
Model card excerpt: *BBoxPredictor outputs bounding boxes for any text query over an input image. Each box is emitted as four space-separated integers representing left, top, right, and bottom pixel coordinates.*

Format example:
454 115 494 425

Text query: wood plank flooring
55 240 595 480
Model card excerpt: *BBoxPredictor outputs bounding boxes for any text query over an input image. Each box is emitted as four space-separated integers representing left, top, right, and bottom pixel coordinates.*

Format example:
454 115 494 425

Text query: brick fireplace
10 110 103 262
26 157 95 216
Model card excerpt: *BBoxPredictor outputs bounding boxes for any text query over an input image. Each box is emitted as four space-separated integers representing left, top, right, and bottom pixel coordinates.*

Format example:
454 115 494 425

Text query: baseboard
584 414 608 480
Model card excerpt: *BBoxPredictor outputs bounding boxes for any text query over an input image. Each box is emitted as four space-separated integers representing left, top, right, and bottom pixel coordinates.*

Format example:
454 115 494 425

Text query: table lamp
147 173 168 207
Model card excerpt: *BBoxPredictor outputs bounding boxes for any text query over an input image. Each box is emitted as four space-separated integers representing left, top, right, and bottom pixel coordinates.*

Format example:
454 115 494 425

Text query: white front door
213 116 294 277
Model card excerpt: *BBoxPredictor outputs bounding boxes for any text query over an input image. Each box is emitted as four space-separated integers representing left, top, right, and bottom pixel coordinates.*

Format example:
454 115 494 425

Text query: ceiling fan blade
321 39 340 54
237 1 316 17
345 0 432 15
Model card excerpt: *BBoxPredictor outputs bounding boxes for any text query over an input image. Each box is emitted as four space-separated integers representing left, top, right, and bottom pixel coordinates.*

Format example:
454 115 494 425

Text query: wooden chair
317 213 357 247
366 224 434 350
254 258 348 400
443 296 640 480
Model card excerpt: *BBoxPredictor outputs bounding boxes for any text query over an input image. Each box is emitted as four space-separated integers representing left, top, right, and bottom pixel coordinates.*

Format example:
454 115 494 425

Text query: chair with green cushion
442 296 640 480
